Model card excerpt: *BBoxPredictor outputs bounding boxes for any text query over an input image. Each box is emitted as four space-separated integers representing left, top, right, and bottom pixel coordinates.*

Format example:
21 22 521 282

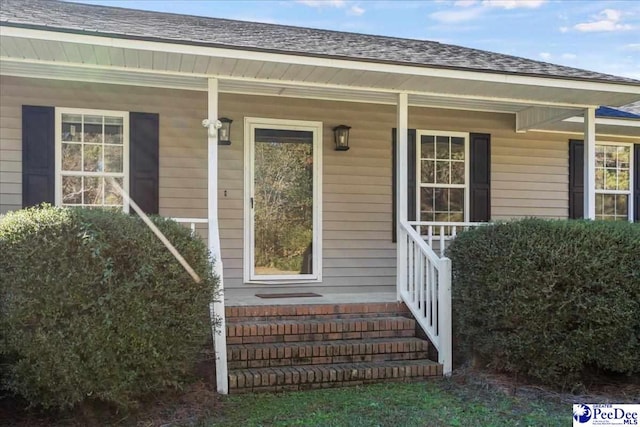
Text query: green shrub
0 205 218 409
447 219 640 390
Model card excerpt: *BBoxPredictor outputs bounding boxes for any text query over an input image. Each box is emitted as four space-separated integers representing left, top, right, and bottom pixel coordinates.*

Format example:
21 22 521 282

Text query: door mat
255 292 322 299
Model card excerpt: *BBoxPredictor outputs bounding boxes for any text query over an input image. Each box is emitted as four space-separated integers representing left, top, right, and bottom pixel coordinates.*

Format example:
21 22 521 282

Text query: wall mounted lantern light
202 117 233 145
217 117 233 145
333 125 351 151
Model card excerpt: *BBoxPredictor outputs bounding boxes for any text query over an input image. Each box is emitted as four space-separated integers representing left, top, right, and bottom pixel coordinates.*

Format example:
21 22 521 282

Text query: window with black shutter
22 105 159 214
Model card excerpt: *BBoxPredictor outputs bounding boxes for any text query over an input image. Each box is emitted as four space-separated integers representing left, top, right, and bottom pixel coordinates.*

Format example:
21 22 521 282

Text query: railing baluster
397 221 454 378
418 251 423 315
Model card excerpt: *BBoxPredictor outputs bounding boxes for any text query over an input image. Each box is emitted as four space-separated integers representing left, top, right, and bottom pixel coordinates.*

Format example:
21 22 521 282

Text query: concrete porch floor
224 291 398 306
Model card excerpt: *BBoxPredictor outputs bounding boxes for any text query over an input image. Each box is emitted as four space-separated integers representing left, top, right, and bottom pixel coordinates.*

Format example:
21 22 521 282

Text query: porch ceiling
1 29 639 127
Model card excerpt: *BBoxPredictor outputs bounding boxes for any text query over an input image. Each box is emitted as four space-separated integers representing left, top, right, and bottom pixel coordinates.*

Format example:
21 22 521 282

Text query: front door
244 118 322 282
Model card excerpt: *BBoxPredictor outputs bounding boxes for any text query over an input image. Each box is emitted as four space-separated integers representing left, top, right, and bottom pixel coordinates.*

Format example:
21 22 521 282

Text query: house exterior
1 0 639 394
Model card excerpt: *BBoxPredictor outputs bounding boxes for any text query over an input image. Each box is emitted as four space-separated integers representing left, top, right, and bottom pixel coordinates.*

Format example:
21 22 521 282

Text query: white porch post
207 77 229 394
396 93 409 301
583 107 596 220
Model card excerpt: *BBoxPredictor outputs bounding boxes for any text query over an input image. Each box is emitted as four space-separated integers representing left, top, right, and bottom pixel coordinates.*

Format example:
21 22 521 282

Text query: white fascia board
564 116 640 128
1 56 603 110
2 25 639 96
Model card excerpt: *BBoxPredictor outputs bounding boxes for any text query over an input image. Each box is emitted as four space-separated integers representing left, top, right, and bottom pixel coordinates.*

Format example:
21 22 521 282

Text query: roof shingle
1 0 639 86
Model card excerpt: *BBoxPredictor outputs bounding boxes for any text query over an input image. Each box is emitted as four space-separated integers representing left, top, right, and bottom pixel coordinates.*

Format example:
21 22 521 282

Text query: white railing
409 221 489 256
398 221 452 375
170 217 209 235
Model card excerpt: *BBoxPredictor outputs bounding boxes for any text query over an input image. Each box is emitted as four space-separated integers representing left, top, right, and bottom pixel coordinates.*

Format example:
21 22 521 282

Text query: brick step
226 316 416 344
226 302 410 321
228 359 442 393
228 337 430 369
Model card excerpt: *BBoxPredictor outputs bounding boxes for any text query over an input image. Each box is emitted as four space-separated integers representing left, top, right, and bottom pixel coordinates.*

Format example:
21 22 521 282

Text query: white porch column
396 93 409 301
583 107 596 220
207 77 229 394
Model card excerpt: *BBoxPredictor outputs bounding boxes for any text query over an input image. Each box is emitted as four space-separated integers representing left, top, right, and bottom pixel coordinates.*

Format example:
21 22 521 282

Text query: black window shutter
635 144 640 222
129 112 159 215
391 128 417 242
568 139 584 219
22 105 55 208
469 133 491 222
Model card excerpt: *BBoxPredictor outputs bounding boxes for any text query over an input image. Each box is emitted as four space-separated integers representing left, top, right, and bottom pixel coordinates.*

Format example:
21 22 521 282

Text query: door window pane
253 129 314 276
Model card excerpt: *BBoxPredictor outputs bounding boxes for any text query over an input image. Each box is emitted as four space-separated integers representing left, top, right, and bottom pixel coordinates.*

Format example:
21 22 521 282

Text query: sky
70 0 640 79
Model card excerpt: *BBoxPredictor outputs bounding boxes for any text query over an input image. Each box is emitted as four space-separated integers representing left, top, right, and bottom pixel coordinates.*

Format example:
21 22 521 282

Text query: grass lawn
204 379 567 427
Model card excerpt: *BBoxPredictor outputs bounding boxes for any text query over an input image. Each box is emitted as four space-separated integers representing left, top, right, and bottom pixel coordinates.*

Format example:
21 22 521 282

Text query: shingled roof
1 0 639 86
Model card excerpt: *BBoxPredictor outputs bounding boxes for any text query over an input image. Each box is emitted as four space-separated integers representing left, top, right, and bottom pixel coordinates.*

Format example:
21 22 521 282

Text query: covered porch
2 25 639 394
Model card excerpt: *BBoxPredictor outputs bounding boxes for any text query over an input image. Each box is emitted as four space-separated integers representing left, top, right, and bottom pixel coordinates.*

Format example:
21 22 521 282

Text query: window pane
618 146 630 167
451 161 465 185
421 135 435 160
618 170 630 191
435 212 449 222
451 137 465 161
605 146 617 168
83 144 103 172
61 143 81 171
105 177 123 206
420 188 434 222
604 170 617 190
595 145 605 168
421 160 435 183
449 212 464 223
83 177 104 205
104 117 123 144
435 161 450 184
83 115 103 143
104 146 123 173
450 188 464 214
595 169 605 190
616 194 628 218
603 193 615 214
434 188 448 213
436 136 449 160
61 114 82 142
62 176 82 204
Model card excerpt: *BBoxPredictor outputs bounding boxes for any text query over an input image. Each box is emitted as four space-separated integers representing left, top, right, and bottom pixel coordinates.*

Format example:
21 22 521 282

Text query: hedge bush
0 205 218 409
447 219 640 390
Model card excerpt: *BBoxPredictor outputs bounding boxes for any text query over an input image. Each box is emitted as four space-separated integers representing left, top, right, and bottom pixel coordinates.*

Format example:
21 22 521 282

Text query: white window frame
55 107 130 212
594 141 635 222
416 130 470 223
243 117 323 284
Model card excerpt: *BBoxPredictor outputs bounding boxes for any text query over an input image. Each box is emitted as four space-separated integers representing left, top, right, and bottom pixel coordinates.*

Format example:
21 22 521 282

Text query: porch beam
396 92 409 302
583 107 597 220
207 77 229 394
515 106 582 132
